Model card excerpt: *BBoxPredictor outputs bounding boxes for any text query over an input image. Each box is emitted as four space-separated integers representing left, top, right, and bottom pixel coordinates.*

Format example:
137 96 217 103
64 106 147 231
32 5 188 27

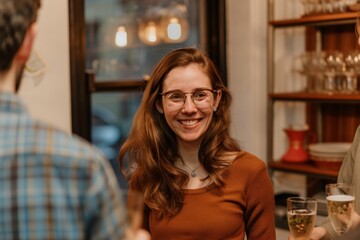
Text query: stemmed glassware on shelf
293 50 360 93
287 197 318 240
300 0 355 15
326 183 355 236
293 51 327 92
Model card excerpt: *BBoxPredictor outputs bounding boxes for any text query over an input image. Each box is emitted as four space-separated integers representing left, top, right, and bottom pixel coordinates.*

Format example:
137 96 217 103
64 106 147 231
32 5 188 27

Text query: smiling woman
118 47 276 239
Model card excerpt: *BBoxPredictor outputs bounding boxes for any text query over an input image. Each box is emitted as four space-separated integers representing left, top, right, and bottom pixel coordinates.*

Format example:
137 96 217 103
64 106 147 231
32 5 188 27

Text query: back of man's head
0 0 41 72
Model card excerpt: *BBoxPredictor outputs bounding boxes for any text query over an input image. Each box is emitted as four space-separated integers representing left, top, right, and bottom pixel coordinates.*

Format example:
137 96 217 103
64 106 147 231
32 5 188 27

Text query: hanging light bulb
167 17 182 40
138 20 161 46
115 26 128 47
159 3 189 44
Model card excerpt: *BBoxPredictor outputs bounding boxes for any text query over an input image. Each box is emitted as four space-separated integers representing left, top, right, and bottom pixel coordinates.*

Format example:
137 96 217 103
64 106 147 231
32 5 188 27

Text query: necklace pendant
191 171 197 177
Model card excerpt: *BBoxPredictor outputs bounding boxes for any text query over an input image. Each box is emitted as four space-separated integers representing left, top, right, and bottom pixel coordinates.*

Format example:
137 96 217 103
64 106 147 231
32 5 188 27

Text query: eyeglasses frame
159 88 220 109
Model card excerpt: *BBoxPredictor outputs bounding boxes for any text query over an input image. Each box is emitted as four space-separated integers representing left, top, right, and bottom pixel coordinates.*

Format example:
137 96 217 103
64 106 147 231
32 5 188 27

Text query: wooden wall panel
321 25 358 52
321 104 360 142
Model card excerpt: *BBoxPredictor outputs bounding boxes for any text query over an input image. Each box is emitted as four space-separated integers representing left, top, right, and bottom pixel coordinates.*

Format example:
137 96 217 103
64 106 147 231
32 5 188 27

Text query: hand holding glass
120 189 144 240
287 197 317 240
326 183 355 236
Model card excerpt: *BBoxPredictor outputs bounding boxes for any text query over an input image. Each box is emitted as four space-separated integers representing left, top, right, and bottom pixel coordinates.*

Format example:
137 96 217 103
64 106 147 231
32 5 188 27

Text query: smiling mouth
179 120 199 126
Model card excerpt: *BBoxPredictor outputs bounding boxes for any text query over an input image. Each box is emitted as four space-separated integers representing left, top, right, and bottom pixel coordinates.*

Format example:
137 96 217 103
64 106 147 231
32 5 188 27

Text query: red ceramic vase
281 128 314 163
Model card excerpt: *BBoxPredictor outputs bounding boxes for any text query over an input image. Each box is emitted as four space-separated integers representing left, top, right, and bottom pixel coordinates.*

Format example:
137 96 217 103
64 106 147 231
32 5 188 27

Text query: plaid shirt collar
0 92 28 114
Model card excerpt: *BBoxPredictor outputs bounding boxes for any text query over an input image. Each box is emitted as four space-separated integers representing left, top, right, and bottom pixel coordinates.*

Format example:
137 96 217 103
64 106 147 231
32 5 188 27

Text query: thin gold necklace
183 163 201 177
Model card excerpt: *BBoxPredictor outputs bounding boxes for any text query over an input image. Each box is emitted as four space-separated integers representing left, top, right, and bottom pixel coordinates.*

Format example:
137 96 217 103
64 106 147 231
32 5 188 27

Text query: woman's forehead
162 64 211 91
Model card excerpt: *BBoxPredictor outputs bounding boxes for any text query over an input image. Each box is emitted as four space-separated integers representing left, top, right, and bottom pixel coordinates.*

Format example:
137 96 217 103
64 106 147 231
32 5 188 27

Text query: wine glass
287 197 317 240
324 51 343 93
326 183 355 236
297 51 326 92
341 52 358 93
120 188 144 239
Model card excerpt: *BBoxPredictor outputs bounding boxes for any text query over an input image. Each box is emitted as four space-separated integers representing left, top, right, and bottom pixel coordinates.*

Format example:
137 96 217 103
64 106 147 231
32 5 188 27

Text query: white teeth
181 120 197 126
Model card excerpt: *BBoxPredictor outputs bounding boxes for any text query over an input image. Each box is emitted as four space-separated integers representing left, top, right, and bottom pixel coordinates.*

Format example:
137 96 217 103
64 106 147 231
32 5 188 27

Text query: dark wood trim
89 80 147 93
69 0 91 140
87 73 147 93
206 0 227 85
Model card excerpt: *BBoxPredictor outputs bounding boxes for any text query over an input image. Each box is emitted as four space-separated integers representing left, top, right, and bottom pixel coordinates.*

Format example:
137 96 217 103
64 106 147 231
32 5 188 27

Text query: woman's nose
181 95 197 113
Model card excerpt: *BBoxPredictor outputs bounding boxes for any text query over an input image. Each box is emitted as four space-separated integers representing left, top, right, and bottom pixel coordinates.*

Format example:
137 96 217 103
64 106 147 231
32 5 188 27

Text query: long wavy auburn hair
118 47 241 219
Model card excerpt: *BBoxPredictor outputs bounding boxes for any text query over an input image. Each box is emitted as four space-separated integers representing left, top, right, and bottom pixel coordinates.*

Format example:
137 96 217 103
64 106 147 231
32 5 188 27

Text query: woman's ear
15 23 37 64
155 102 163 114
213 90 222 111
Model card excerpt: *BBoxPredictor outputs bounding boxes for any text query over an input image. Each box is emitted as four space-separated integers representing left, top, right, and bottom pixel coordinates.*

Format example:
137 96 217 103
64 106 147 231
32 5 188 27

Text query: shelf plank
269 12 358 28
268 161 338 178
269 92 360 102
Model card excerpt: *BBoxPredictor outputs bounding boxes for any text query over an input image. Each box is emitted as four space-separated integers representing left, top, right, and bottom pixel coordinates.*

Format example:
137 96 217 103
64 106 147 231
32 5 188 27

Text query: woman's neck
178 141 200 167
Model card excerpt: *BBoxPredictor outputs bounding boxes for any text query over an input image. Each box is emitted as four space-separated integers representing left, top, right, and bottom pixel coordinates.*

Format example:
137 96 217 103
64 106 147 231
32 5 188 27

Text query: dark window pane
91 91 142 187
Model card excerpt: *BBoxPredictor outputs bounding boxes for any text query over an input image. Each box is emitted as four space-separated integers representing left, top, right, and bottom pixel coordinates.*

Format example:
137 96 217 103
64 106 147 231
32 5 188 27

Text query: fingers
134 229 151 240
310 226 326 240
350 211 360 229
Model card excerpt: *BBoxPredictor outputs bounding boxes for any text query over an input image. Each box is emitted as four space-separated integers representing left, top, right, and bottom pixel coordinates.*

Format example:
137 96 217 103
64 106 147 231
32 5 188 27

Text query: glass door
69 0 226 186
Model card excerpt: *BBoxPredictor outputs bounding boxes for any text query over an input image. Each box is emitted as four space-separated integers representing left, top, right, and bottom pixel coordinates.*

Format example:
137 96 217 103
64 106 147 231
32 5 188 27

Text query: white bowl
308 142 352 154
309 150 347 158
310 155 344 170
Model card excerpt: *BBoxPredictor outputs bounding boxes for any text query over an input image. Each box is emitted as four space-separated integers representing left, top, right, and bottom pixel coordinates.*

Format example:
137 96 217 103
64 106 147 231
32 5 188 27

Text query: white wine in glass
326 183 355 236
287 197 317 240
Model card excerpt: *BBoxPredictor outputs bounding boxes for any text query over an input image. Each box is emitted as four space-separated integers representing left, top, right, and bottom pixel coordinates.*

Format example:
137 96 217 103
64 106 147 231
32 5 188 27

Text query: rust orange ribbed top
147 151 276 240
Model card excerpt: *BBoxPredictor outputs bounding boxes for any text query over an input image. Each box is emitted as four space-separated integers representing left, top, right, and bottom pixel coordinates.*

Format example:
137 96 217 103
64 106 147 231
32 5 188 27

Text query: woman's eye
168 93 184 101
194 91 207 99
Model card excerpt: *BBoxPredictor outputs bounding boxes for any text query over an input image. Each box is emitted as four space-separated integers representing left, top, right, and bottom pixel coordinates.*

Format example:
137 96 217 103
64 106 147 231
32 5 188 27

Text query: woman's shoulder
221 151 270 190
231 150 267 171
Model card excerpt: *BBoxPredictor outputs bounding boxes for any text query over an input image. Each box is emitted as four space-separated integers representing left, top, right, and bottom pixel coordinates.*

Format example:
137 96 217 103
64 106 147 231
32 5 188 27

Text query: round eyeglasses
159 88 219 110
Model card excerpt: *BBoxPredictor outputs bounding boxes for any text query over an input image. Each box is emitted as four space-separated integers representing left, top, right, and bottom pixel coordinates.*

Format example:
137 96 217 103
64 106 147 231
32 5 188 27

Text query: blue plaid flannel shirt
0 93 127 239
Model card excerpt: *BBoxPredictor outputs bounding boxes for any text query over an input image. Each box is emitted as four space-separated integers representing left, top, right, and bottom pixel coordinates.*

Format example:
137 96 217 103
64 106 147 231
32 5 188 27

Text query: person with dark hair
118 47 276 239
0 1 149 239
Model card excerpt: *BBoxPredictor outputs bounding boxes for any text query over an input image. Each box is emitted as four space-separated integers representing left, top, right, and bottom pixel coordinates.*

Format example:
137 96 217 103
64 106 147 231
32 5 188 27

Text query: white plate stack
308 142 352 169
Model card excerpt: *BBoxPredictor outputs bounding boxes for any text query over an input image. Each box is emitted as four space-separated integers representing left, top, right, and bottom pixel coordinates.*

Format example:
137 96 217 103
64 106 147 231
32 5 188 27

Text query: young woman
119 47 275 239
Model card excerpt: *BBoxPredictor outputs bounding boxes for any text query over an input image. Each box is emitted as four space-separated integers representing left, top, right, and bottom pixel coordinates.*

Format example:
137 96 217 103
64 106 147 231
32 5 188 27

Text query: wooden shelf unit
268 161 338 179
270 92 360 102
270 12 358 28
267 5 360 185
